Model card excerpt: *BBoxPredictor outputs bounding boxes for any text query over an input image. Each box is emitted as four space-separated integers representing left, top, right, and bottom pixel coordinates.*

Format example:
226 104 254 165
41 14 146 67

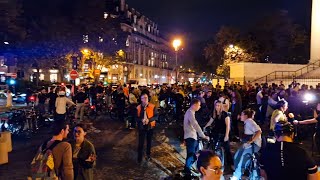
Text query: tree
0 0 26 53
204 26 257 77
250 10 308 63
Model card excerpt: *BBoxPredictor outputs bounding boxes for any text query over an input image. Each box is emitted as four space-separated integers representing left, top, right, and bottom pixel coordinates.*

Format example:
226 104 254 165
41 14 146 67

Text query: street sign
69 70 79 80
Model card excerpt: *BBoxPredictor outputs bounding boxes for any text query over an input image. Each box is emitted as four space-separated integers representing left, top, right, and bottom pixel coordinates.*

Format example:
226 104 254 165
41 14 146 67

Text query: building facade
105 0 176 85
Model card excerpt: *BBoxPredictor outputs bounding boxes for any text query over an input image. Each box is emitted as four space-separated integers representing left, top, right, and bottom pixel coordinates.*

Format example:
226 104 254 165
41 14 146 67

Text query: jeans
232 143 260 179
55 113 66 123
37 103 46 115
75 103 85 121
48 103 55 114
137 129 153 163
184 138 199 174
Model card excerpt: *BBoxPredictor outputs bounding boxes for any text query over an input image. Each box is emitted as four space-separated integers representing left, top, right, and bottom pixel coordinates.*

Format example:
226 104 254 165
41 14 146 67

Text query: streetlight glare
82 49 89 54
4 41 9 45
229 44 234 48
172 39 182 51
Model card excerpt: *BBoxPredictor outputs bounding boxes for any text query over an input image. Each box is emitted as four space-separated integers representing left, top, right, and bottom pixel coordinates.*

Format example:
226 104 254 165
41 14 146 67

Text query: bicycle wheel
109 109 118 120
88 110 97 120
157 114 166 124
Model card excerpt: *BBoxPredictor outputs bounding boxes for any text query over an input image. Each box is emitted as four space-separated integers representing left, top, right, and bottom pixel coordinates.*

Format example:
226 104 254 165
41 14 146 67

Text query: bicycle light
303 93 315 103
29 96 35 102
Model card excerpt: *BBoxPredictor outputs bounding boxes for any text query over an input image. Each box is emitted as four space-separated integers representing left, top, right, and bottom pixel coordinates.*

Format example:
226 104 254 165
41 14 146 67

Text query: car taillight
90 105 95 109
29 96 35 102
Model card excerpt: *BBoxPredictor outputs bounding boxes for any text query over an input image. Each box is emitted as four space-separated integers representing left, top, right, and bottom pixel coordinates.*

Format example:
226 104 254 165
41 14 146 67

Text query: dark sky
126 0 312 42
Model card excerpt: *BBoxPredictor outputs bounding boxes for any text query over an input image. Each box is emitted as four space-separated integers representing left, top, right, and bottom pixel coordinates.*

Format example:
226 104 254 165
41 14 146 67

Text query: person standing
48 87 58 115
74 88 88 123
55 91 75 123
115 88 126 122
38 88 48 115
31 121 74 180
260 121 319 180
70 124 96 180
136 93 158 164
6 90 12 108
183 99 209 177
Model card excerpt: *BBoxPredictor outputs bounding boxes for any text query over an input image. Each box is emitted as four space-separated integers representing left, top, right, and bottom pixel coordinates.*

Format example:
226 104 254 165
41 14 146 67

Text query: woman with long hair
204 100 233 169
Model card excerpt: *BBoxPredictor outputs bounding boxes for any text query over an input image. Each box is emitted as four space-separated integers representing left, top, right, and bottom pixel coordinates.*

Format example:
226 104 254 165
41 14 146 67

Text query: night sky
126 0 312 43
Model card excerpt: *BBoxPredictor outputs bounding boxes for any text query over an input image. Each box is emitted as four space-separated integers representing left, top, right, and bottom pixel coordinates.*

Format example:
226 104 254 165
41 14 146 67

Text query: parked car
0 91 27 104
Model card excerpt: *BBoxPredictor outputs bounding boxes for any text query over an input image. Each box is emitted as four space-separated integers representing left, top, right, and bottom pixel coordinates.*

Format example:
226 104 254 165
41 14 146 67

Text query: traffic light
9 79 16 85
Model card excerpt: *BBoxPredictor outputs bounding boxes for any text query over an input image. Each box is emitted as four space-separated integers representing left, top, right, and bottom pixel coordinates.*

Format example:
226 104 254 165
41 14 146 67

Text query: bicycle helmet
274 121 294 136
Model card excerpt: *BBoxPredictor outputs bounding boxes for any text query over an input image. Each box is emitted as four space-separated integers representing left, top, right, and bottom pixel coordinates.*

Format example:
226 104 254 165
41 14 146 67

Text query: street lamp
172 39 182 84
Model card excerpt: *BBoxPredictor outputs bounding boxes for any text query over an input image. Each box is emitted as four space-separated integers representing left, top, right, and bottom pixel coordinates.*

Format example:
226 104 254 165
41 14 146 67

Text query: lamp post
172 39 181 84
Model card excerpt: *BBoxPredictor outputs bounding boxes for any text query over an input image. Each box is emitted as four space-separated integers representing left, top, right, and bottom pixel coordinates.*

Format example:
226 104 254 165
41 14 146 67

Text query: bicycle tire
157 114 167 124
109 110 117 120
88 111 97 120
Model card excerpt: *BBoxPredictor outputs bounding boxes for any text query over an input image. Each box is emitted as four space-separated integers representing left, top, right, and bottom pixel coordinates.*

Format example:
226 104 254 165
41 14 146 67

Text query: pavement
0 114 319 180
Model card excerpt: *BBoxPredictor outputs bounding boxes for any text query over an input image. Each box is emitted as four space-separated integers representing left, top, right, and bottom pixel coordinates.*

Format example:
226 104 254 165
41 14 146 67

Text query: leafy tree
0 0 26 53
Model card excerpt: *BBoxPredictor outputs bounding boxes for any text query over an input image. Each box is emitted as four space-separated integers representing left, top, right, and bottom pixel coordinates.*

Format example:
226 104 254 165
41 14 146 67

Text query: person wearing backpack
29 121 74 180
70 124 96 180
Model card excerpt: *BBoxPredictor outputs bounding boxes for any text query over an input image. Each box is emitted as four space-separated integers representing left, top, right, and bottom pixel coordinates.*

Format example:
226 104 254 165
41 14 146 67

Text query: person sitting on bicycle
230 109 262 180
293 101 320 152
203 100 233 170
270 99 288 134
197 150 223 180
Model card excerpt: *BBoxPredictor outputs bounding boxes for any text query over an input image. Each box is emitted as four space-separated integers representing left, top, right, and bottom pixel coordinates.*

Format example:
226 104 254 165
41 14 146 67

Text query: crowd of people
24 80 320 180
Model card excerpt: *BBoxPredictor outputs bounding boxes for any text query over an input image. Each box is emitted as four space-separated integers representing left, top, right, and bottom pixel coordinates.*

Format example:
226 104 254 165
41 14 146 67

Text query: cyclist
203 100 233 170
230 109 262 180
183 98 209 178
270 99 288 135
260 121 319 180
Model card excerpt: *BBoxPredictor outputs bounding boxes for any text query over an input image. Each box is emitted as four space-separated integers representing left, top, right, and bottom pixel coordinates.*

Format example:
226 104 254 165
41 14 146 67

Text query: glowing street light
172 38 182 84
172 39 182 51
81 48 90 55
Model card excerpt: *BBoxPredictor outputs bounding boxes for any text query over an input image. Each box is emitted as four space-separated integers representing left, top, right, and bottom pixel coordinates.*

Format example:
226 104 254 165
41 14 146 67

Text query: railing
252 59 320 84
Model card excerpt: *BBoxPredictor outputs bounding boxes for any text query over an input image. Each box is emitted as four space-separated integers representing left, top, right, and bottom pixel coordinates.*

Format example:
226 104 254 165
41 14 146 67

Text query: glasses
207 166 223 174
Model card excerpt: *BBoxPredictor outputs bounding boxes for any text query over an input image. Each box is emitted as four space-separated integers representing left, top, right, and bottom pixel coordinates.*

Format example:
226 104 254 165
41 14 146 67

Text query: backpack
29 140 61 180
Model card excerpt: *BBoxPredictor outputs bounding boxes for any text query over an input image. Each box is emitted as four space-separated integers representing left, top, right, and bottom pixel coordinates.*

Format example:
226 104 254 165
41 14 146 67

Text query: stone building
104 0 176 85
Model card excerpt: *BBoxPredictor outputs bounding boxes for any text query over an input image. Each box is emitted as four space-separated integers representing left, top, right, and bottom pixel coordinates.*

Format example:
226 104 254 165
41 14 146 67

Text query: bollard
0 136 8 165
0 131 12 152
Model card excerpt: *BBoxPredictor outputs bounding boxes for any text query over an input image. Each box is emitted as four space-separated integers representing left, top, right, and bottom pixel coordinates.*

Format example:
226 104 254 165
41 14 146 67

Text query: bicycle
243 143 261 180
203 127 225 172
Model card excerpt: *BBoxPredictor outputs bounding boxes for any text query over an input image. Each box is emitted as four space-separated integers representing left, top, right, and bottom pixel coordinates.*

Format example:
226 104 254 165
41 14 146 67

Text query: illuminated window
83 35 89 43
50 74 58 83
39 74 44 81
99 36 103 42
